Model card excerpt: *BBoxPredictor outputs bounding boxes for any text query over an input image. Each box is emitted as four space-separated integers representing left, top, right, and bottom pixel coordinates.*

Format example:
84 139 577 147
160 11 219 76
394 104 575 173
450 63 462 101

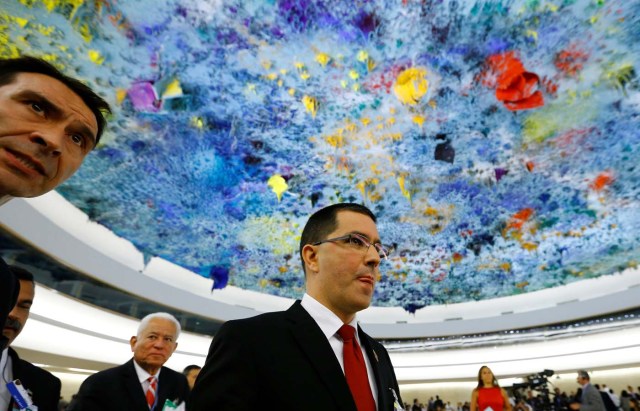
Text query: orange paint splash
590 171 614 191
506 208 535 230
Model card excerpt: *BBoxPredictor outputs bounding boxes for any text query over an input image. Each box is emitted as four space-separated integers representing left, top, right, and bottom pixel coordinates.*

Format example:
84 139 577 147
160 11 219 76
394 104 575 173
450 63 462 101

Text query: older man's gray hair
137 312 181 339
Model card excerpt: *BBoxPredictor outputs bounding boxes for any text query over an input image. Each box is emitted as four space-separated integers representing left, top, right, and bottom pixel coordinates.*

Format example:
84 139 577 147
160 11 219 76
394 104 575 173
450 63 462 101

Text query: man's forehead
13 72 99 139
142 318 177 334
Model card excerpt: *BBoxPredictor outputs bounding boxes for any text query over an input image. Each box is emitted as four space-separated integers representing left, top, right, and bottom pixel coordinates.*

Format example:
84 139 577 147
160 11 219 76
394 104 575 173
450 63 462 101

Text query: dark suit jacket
67 359 189 411
7 347 61 411
0 258 18 351
189 301 403 411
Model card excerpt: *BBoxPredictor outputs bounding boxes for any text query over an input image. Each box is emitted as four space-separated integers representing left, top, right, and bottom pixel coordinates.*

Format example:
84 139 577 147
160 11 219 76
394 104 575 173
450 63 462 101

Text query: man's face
304 210 382 322
130 318 178 374
0 72 98 199
577 375 587 385
2 279 34 346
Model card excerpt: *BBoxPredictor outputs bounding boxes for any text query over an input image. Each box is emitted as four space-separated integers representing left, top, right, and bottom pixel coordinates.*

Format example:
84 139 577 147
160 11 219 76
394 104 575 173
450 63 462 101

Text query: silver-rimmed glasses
312 232 391 259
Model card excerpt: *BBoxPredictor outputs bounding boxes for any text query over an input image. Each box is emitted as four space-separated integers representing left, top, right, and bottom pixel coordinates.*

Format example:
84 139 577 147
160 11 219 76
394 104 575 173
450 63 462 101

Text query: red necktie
146 376 157 409
338 324 376 411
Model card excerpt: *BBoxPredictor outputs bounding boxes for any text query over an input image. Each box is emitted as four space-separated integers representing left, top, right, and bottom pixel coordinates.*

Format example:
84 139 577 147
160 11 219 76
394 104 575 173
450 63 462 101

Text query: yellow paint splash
191 116 204 129
302 95 318 117
393 67 429 105
78 23 92 42
87 49 104 65
116 89 127 105
267 174 288 202
315 52 331 67
349 70 360 80
357 50 369 62
397 175 411 201
412 115 425 127
161 78 183 99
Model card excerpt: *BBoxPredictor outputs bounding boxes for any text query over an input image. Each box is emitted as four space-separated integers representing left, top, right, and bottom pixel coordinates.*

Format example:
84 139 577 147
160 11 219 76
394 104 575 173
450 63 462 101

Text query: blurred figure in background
569 370 605 411
182 365 201 390
470 366 512 411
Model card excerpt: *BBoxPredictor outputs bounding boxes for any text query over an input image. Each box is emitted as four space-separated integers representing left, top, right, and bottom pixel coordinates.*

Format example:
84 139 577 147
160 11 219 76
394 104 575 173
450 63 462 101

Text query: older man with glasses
190 203 403 411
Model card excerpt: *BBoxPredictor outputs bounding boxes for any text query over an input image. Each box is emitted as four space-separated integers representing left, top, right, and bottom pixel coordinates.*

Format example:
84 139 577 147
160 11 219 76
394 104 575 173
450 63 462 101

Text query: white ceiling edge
14 285 640 383
391 326 640 383
0 192 639 338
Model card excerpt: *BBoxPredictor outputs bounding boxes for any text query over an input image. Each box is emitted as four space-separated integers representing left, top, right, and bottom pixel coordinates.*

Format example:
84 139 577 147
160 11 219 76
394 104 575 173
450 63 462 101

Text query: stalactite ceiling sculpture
1 0 638 312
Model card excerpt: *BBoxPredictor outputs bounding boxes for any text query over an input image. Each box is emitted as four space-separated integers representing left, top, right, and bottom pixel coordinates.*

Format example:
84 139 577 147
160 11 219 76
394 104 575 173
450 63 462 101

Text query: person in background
470 366 512 411
621 390 631 411
182 365 201 390
1 266 61 411
0 55 110 351
68 313 189 410
569 370 605 411
189 203 402 410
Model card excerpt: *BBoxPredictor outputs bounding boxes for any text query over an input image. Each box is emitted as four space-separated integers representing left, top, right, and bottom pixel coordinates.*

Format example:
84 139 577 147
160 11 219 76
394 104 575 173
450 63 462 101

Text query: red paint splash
555 47 589 77
483 51 544 111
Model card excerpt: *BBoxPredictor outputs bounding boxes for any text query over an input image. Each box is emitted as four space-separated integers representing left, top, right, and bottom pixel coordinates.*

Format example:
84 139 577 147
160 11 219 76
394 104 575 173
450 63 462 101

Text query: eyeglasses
312 233 391 259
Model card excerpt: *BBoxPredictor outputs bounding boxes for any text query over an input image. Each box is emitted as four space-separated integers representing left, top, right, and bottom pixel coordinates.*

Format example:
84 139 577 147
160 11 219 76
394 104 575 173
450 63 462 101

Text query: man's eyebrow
351 231 382 244
15 90 63 117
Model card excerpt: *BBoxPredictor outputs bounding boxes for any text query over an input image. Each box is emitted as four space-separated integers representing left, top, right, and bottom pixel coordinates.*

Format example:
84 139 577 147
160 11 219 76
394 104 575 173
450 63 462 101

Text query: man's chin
2 330 15 344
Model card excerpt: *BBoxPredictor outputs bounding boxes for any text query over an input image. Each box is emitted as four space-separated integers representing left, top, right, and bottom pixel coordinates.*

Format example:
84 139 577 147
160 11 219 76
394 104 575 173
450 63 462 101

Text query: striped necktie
338 324 376 411
146 376 157 409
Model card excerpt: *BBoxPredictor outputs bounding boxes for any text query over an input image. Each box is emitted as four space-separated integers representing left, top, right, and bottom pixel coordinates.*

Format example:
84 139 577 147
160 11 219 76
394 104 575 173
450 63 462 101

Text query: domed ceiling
2 0 638 313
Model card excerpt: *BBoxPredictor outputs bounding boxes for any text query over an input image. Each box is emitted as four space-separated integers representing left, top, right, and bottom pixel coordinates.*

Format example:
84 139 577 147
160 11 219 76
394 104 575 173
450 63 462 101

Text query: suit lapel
156 367 172 408
123 360 153 411
359 327 392 411
287 301 355 411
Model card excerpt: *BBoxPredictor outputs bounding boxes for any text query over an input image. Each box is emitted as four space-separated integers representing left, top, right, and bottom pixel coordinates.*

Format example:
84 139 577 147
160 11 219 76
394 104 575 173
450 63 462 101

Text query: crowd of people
404 367 640 411
0 55 636 411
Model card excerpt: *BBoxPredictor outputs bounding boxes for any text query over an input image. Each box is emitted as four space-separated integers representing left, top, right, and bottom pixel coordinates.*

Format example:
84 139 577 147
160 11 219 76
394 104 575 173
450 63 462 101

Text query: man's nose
364 245 381 267
30 129 63 157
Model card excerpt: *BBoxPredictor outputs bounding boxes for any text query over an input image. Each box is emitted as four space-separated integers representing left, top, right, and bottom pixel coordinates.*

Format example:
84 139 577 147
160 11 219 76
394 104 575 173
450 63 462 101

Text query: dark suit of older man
68 359 189 411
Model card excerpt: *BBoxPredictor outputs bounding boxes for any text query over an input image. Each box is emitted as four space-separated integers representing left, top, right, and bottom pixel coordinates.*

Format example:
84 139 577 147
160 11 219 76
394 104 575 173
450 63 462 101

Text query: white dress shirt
133 360 161 406
301 293 379 409
0 348 14 410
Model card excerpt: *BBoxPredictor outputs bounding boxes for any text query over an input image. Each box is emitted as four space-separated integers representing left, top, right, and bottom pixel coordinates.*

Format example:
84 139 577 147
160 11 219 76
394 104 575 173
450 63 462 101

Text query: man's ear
301 243 319 274
129 336 137 352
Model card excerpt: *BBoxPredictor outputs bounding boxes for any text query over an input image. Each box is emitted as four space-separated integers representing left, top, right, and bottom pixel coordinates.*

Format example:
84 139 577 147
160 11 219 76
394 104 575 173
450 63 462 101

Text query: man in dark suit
68 313 189 410
190 203 404 411
0 55 110 351
1 266 61 411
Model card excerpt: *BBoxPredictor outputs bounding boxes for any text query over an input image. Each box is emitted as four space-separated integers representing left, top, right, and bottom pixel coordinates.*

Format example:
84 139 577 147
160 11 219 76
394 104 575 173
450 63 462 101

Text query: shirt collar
301 293 359 339
133 359 161 384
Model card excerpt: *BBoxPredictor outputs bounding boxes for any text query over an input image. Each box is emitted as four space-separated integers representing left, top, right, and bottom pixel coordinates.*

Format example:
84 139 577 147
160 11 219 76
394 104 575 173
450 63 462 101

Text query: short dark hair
578 370 590 380
0 56 111 145
8 265 34 283
299 203 376 275
183 364 201 375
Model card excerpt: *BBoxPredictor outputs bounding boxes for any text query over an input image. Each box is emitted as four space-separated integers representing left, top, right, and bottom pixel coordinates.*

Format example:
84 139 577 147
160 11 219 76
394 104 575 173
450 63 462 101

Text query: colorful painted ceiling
2 0 639 313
